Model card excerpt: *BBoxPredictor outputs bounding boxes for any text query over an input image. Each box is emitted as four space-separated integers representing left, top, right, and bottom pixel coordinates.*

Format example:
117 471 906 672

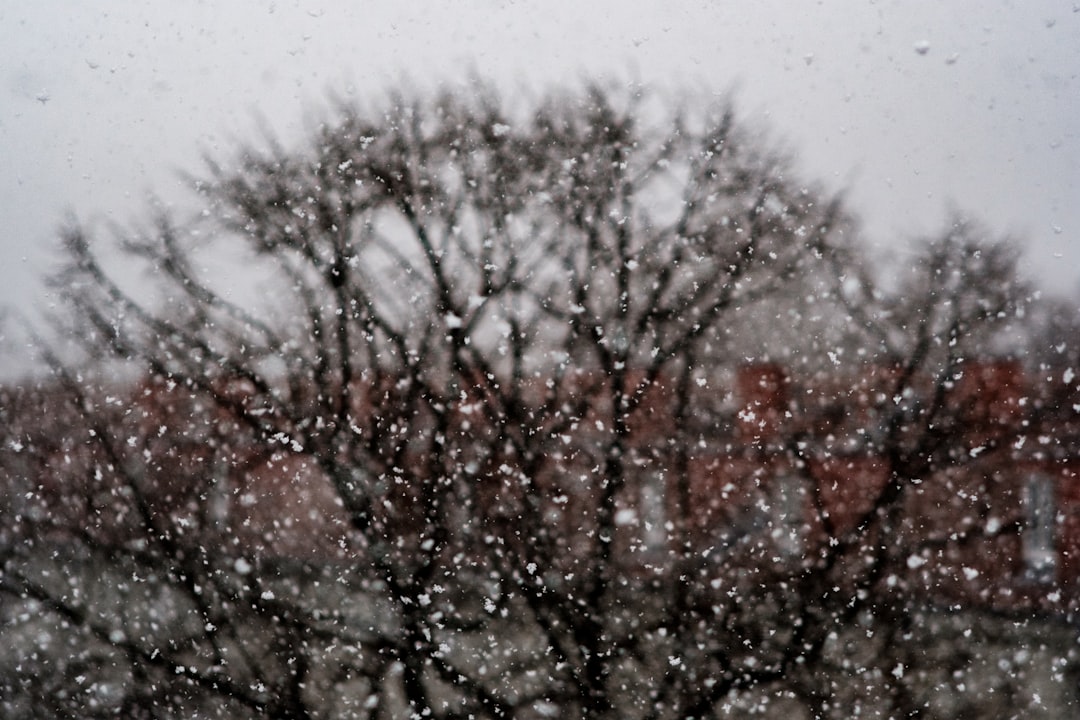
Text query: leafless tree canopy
2 83 1073 719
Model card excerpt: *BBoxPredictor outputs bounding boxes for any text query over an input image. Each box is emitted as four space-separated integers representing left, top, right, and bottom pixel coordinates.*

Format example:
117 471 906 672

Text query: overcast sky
2 1 1078 363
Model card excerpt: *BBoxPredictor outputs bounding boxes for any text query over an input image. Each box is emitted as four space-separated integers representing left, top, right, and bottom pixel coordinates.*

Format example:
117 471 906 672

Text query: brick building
4 358 1078 612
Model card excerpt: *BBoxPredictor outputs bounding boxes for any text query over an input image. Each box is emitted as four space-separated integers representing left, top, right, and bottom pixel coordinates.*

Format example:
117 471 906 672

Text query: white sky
2 1 1078 360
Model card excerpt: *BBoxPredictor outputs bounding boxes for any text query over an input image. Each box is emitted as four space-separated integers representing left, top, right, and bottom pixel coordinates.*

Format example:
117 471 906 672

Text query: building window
641 477 667 553
770 475 804 559
1023 474 1056 583
208 457 231 529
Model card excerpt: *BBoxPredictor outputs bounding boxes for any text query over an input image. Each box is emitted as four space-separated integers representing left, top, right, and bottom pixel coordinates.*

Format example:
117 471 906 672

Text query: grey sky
2 1 1078 360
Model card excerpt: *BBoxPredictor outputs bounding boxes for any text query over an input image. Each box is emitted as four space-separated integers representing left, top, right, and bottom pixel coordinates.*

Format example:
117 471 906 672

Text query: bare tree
1 84 1068 719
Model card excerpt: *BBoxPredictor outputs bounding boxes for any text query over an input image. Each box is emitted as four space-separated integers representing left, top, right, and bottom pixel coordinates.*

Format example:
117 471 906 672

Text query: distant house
666 360 1080 612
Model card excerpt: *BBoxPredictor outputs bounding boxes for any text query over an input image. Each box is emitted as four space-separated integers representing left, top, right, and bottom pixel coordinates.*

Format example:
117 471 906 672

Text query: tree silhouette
1 84 1067 719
